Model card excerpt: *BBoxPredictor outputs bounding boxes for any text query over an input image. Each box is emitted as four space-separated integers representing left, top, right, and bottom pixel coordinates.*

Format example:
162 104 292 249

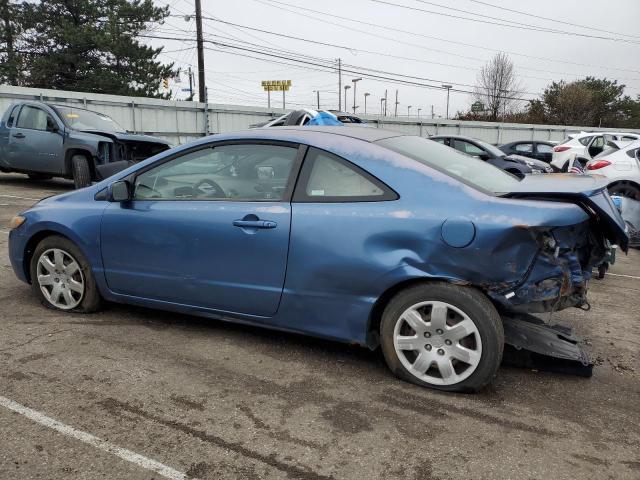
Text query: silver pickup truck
0 101 170 188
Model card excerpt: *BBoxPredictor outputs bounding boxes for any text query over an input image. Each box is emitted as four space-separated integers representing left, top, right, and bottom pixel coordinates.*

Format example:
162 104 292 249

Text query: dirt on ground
1 173 639 479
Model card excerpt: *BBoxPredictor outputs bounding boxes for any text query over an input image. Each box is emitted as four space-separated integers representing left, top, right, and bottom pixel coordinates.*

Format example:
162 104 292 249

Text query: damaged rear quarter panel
274 136 592 345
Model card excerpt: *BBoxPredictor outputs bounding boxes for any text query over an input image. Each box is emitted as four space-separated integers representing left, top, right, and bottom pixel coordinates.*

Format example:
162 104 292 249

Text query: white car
585 140 640 199
550 132 640 172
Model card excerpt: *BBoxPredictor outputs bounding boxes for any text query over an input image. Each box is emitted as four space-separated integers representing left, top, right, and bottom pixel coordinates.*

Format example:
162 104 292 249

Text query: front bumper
8 227 29 283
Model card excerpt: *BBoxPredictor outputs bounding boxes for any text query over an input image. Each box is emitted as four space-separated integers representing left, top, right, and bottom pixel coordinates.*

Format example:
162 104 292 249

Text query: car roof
265 125 404 142
429 135 482 142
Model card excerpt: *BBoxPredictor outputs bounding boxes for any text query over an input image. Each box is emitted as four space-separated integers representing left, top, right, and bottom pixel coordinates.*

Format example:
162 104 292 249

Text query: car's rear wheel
380 283 503 392
608 181 640 200
71 154 92 189
30 235 102 313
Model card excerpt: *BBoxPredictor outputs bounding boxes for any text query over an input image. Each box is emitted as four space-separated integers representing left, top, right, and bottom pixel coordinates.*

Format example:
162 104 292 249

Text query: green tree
528 77 635 127
19 0 176 97
0 0 23 85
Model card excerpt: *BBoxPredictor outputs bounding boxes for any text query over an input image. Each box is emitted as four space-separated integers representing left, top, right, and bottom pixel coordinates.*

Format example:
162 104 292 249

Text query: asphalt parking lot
1 172 639 480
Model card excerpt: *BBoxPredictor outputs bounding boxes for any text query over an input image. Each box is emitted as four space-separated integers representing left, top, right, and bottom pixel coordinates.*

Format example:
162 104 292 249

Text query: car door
513 142 534 159
100 141 302 317
534 142 553 163
587 136 606 158
9 104 63 173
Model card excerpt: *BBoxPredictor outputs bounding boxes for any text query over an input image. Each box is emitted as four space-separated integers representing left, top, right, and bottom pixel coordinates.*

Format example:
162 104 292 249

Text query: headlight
8 215 26 230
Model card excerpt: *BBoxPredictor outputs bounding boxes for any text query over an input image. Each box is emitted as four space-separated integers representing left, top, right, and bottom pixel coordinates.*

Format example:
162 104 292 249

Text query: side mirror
108 180 131 202
479 153 490 161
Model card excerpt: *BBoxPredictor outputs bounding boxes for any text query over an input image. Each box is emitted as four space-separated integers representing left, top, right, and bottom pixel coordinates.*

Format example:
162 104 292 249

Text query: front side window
294 148 396 202
515 143 533 153
134 143 298 201
453 140 485 157
16 106 54 131
7 105 20 127
537 144 553 153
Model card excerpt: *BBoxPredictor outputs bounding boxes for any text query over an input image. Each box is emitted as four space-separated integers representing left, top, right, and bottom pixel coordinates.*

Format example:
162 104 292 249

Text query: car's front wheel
30 235 102 313
71 154 92 189
380 283 504 392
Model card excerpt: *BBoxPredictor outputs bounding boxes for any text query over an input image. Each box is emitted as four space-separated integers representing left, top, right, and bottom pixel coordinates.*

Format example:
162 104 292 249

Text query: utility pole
384 90 388 116
187 66 194 101
380 98 385 116
283 89 286 109
195 0 206 103
351 78 362 114
344 85 351 112
394 90 399 117
431 104 434 119
314 90 320 109
442 84 452 120
364 93 370 114
337 58 342 111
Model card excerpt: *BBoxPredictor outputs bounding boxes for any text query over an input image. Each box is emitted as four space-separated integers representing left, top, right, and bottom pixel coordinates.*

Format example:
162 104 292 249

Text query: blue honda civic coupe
8 126 627 391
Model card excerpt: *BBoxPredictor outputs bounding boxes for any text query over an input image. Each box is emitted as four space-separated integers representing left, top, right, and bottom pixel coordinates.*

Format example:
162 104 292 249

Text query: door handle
233 219 277 229
12 133 25 139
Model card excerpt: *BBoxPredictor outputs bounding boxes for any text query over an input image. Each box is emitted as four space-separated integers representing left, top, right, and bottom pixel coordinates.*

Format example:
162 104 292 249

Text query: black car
499 140 556 163
429 135 553 176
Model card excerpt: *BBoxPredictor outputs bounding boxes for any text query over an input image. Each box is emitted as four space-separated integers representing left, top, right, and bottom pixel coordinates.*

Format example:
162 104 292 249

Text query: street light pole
344 85 351 112
407 105 412 117
364 92 370 115
442 84 452 120
351 78 362 114
417 108 422 117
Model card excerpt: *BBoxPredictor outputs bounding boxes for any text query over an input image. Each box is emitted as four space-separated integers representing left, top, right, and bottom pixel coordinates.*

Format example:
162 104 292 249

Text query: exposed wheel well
65 149 96 179
366 277 473 349
22 230 71 283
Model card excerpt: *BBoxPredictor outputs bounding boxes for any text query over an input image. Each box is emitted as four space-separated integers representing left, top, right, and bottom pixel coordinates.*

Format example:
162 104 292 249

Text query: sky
146 0 640 117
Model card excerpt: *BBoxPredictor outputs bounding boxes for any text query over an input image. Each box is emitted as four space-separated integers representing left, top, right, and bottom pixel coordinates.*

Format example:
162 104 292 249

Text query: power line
468 0 640 40
372 0 640 45
253 0 640 79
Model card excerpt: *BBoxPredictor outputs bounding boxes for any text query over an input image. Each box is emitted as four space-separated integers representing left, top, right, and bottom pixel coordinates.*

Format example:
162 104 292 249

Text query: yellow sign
261 80 292 91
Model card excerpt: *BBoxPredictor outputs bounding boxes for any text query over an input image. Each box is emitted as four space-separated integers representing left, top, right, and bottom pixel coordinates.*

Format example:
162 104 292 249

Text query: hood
498 174 629 251
79 130 170 145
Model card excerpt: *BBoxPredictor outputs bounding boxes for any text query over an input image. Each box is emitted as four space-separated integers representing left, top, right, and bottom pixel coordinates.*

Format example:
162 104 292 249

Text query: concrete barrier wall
1 85 637 146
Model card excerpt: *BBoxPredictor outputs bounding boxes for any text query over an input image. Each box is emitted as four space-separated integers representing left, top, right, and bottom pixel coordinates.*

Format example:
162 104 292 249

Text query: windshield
54 106 125 133
376 135 520 194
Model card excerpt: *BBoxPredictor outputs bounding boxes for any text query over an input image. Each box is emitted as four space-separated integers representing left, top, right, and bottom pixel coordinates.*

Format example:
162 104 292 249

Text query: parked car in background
327 110 366 124
586 139 640 199
551 132 640 172
499 140 556 164
251 109 366 128
429 135 553 176
8 127 626 392
0 101 171 188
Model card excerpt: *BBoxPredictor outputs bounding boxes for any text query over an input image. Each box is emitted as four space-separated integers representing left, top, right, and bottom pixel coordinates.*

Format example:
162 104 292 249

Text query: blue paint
441 218 476 248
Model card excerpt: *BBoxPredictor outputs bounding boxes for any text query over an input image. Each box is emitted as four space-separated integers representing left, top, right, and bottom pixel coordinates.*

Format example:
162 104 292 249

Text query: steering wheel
193 178 226 198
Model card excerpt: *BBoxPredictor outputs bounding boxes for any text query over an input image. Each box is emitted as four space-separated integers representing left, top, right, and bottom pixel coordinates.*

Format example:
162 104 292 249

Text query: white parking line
0 194 41 201
0 396 196 480
605 272 640 280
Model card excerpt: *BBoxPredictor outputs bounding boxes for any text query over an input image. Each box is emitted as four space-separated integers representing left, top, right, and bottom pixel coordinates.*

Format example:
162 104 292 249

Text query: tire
27 173 53 181
597 264 607 280
29 235 102 313
608 182 640 201
380 283 504 393
71 154 92 189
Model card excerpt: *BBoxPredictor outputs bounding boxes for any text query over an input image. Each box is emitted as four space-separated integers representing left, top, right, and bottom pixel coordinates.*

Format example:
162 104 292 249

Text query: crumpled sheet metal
502 313 593 377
